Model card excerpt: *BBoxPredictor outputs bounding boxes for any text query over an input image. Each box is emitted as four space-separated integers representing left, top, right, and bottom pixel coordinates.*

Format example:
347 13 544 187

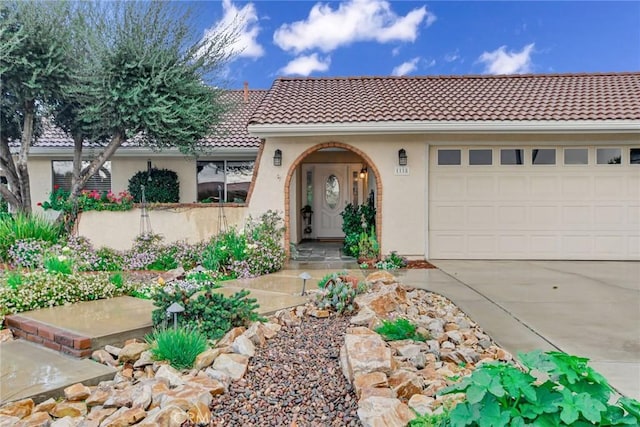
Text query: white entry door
314 164 353 238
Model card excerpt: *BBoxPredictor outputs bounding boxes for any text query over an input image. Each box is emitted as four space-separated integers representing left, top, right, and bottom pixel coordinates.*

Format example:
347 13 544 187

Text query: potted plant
357 226 379 265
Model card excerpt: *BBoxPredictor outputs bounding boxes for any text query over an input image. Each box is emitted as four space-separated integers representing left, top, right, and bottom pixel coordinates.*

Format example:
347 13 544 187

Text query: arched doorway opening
283 142 383 258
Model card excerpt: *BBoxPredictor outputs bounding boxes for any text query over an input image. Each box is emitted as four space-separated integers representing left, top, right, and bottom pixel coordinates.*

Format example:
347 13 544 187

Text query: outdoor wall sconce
398 148 408 166
359 167 367 179
273 149 282 166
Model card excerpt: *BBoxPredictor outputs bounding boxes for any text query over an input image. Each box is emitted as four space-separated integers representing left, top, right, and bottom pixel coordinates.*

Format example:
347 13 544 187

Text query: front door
314 164 352 239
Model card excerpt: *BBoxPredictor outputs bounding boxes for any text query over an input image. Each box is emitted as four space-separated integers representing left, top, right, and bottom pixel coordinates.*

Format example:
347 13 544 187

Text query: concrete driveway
430 261 640 399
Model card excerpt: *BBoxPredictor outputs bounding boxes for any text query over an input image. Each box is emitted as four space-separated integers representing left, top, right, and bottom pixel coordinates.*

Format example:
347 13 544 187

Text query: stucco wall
77 205 248 250
248 135 430 258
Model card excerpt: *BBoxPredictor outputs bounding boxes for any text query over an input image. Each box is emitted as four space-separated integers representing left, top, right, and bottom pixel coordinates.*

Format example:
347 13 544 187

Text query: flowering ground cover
0 211 287 328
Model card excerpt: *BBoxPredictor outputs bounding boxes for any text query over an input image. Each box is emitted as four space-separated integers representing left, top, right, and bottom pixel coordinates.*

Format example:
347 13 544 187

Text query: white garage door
429 146 640 260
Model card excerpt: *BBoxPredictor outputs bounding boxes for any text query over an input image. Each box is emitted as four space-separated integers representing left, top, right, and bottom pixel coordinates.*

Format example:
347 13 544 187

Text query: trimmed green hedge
128 168 179 203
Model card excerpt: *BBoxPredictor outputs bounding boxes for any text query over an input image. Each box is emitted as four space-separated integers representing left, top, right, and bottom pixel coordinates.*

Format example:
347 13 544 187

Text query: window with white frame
52 161 111 192
197 160 255 203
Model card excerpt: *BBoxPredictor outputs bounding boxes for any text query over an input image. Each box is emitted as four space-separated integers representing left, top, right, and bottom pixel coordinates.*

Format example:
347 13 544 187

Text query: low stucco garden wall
77 205 248 250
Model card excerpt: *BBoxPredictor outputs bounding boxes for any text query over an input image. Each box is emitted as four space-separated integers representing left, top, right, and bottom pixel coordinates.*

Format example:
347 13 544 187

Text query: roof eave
23 146 260 157
248 120 640 137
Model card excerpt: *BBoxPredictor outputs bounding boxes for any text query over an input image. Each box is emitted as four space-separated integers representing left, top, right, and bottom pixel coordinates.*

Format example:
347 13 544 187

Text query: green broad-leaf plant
439 350 640 427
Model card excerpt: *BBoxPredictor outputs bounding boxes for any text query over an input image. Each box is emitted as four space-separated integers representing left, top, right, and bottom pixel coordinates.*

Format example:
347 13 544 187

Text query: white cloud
273 0 435 53
444 50 460 62
425 58 436 68
478 43 535 74
280 54 331 76
392 57 420 76
203 0 264 60
392 47 401 57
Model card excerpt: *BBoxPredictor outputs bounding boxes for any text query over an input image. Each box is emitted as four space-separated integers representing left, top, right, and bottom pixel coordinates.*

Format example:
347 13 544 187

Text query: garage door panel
429 145 637 260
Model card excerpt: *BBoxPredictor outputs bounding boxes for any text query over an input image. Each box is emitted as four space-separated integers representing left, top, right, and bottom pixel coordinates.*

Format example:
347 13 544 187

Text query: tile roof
27 89 266 149
249 72 640 125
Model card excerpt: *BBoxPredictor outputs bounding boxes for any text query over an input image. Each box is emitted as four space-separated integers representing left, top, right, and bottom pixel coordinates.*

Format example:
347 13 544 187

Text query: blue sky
188 0 640 90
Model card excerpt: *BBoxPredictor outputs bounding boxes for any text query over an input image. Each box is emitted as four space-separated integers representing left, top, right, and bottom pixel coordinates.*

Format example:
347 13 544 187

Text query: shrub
0 213 63 261
357 226 379 260
93 247 125 271
375 251 408 270
151 284 262 341
440 350 640 426
146 327 208 370
0 271 133 315
128 168 179 203
341 202 376 257
376 318 427 342
201 228 247 274
242 211 286 276
409 411 451 427
315 275 367 314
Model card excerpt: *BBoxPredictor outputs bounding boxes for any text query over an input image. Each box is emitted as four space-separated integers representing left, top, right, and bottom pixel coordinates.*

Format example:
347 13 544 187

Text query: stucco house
18 72 640 260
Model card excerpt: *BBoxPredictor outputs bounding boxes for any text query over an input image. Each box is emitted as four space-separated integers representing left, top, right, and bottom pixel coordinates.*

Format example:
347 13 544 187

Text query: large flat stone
0 341 116 405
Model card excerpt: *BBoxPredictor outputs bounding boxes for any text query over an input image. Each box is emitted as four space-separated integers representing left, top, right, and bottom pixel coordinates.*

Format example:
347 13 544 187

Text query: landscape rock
100 407 145 427
14 411 50 427
155 365 184 388
342 331 393 382
350 307 378 326
193 348 223 371
187 401 211 426
131 385 152 410
104 346 121 358
0 329 14 343
0 398 34 419
231 335 255 357
160 267 185 283
244 323 266 347
211 353 249 381
187 377 225 397
50 416 81 427
102 387 134 409
261 322 281 339
161 385 213 408
0 415 20 427
357 396 415 427
64 384 91 402
50 402 87 419
138 405 187 427
365 271 397 285
117 343 149 364
85 388 111 407
388 370 425 400
408 394 435 416
132 351 154 369
354 284 407 315
216 327 245 348
91 350 117 367
353 372 389 398
33 399 56 414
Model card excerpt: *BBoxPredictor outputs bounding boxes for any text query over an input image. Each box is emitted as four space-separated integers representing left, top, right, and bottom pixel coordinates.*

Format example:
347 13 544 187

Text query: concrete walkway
429 260 640 400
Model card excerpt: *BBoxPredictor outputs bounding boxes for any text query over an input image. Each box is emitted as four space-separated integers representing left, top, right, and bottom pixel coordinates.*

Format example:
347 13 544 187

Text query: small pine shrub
376 318 428 342
146 327 208 370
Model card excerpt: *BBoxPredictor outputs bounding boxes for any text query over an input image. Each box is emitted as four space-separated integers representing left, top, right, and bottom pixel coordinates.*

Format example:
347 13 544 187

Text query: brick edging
5 314 93 358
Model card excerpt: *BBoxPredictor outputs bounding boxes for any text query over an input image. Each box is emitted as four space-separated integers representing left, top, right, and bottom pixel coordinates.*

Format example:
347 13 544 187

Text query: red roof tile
250 72 640 125
26 90 266 149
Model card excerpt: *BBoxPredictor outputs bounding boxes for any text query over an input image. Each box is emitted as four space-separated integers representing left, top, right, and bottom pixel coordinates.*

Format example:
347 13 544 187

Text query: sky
187 0 640 90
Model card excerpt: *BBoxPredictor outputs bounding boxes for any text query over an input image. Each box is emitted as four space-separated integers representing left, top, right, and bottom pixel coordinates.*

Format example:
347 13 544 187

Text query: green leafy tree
1 1 238 219
0 1 74 213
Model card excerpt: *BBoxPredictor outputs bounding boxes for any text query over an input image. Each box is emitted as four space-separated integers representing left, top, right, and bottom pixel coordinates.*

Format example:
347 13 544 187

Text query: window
500 149 524 165
564 148 588 165
597 148 621 165
197 160 254 203
532 149 556 165
52 161 111 192
437 149 461 165
469 149 492 165
631 148 640 165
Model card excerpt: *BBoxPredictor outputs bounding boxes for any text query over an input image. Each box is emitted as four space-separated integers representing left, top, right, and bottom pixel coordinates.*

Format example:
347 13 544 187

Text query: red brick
73 337 92 350
3 315 23 329
37 326 56 341
43 340 62 352
54 333 75 348
12 329 27 339
61 347 93 358
25 333 43 344
19 320 39 335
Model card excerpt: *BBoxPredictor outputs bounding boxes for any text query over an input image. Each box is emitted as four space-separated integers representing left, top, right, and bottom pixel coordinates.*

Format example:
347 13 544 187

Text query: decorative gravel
209 315 362 426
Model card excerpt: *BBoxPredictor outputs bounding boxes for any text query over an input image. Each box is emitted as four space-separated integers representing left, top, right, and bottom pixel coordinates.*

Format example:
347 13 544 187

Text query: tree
1 1 238 217
0 1 74 213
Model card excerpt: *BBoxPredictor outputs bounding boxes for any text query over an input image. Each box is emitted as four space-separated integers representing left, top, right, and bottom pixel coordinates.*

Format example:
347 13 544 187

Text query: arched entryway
283 142 383 257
